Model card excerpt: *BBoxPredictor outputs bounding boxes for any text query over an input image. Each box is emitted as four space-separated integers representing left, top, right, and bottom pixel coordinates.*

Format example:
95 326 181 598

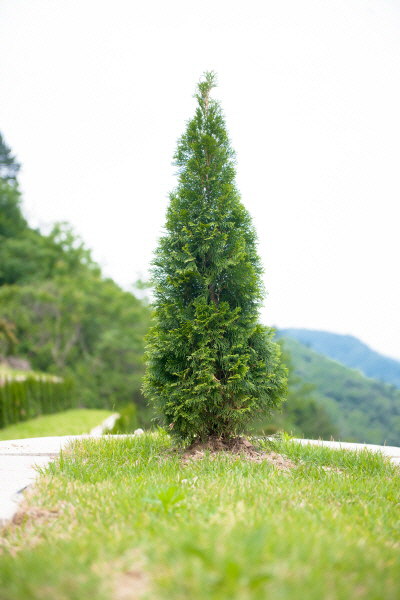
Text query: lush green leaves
143 73 287 440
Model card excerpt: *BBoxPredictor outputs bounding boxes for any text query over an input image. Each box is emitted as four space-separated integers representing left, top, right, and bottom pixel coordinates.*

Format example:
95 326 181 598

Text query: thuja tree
143 72 287 441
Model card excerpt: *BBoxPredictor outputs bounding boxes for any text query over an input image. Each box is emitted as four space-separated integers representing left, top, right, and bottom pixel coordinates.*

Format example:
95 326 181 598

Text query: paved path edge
0 413 120 528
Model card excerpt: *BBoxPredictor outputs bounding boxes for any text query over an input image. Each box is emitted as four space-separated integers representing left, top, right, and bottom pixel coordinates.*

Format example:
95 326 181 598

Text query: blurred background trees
253 340 339 439
1 130 399 443
0 133 20 181
0 131 152 425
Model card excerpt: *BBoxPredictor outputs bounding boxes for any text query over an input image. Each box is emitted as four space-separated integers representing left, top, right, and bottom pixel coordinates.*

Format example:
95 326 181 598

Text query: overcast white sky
1 0 400 360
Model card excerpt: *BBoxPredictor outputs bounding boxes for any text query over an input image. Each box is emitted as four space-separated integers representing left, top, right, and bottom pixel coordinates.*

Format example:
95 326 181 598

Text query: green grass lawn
0 433 399 600
0 409 114 441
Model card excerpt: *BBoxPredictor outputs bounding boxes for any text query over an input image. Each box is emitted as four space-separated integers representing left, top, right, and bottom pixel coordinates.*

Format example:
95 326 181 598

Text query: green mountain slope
280 337 400 445
278 328 400 389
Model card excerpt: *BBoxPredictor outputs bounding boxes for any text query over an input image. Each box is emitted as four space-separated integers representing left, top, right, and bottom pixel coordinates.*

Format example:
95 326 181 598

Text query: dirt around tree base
182 436 295 470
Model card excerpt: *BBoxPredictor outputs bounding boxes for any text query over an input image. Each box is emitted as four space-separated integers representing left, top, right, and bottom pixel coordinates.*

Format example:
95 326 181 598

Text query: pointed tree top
195 71 218 114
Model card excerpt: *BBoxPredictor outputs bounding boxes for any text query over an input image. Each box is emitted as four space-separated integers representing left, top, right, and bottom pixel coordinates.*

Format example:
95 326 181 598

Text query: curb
0 413 120 528
290 438 400 465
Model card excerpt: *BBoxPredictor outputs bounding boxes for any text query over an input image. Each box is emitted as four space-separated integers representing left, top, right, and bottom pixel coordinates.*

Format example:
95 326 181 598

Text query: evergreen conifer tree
143 72 287 441
0 132 20 182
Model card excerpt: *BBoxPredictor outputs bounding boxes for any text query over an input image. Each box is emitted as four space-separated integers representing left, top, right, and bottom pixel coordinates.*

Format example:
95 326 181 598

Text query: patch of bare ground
113 567 148 600
94 551 149 600
320 465 345 475
11 504 61 527
182 436 295 470
0 487 76 555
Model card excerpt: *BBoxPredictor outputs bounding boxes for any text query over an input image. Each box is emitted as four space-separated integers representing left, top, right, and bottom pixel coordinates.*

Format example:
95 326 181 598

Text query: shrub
0 375 75 428
143 72 287 442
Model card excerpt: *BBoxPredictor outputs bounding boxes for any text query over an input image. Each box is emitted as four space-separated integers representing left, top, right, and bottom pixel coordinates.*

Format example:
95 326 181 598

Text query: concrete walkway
1 428 399 527
291 438 400 466
0 413 120 527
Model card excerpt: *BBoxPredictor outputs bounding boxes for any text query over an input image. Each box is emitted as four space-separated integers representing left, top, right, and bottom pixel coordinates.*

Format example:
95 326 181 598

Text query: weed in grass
144 485 186 514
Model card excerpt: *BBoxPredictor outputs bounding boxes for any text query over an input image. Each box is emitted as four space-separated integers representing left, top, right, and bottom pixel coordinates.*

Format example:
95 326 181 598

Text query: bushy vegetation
0 376 75 428
143 73 287 441
0 132 152 423
254 340 339 439
281 336 400 445
0 270 151 413
0 434 398 599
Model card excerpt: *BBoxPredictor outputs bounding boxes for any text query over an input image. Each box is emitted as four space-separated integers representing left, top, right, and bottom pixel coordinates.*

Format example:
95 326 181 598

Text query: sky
1 0 400 361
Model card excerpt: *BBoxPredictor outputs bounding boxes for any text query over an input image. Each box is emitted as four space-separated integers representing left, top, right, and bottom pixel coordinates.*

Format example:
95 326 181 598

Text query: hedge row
0 376 76 429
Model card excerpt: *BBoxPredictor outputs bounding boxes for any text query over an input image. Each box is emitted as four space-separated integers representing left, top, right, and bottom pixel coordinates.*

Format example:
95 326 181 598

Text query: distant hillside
277 328 400 389
0 132 152 422
279 337 400 446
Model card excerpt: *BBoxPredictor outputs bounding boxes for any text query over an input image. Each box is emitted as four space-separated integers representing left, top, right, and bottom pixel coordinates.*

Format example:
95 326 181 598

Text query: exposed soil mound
182 436 295 470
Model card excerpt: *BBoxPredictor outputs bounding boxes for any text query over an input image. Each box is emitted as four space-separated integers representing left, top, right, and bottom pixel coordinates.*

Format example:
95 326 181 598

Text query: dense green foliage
1 434 398 599
0 132 20 182
281 336 400 445
0 376 75 428
278 328 400 388
254 340 339 439
0 180 26 243
0 131 152 421
143 73 287 440
0 271 151 412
